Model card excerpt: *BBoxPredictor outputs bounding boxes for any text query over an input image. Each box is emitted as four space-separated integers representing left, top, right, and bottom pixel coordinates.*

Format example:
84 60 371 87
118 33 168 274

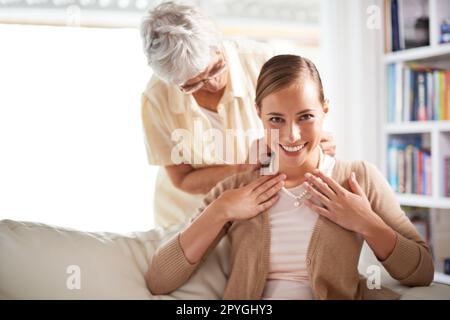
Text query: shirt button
306 258 311 266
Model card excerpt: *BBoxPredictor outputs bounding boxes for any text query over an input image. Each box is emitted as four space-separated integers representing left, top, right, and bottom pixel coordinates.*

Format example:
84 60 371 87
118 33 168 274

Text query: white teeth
281 143 306 152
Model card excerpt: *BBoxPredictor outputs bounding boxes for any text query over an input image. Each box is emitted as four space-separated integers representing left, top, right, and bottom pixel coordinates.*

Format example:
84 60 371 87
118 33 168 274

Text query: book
446 157 450 197
388 64 396 122
418 149 423 194
391 0 401 51
424 152 432 196
439 71 444 120
388 139 399 190
443 70 450 120
405 144 414 194
426 72 434 120
434 71 440 121
403 67 412 121
417 72 427 121
388 135 430 195
398 149 406 193
412 146 418 193
385 0 392 53
388 63 450 122
448 157 450 197
396 63 404 122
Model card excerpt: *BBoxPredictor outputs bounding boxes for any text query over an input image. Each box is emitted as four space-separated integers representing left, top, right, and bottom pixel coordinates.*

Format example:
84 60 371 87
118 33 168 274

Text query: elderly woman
146 54 434 300
139 2 336 229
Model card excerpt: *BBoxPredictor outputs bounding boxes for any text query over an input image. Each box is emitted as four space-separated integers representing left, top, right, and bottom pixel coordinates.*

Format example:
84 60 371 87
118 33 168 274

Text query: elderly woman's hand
303 170 384 236
214 174 285 222
320 132 336 157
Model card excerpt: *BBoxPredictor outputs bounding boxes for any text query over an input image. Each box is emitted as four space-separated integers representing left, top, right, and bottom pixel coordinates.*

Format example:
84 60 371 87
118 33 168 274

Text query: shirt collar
221 40 248 99
167 82 195 114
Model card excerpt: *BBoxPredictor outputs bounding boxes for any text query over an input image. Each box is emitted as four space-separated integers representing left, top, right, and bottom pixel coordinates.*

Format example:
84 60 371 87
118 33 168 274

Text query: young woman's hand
303 170 384 236
320 132 336 157
214 174 286 222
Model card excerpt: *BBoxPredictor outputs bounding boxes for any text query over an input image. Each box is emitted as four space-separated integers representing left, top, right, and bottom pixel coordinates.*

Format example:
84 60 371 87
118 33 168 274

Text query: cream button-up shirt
141 39 274 229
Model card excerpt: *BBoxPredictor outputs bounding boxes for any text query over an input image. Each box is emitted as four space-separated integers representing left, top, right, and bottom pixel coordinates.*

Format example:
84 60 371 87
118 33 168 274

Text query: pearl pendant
294 201 300 207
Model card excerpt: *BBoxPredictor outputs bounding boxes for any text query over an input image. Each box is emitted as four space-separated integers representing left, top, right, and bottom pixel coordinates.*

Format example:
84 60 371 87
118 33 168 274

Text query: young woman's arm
146 173 285 295
359 162 434 286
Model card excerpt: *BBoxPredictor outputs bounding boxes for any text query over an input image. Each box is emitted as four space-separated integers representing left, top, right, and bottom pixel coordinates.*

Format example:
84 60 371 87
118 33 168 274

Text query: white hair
140 1 222 85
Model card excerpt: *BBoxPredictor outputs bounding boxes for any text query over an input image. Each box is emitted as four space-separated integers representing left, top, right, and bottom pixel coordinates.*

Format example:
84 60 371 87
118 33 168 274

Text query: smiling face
258 79 328 170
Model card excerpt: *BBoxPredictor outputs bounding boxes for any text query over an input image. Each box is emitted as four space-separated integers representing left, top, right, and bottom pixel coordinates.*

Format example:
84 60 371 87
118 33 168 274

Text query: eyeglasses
179 59 227 94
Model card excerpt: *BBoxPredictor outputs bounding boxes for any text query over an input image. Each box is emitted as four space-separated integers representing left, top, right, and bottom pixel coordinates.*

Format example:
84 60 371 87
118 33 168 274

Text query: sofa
1 219 449 299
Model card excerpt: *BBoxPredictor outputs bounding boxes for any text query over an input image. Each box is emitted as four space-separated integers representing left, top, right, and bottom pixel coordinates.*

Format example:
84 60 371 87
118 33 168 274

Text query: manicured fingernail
351 172 356 180
305 173 311 178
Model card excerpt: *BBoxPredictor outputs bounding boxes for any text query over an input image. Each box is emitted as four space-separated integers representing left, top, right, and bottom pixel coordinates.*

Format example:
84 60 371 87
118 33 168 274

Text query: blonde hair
255 55 325 108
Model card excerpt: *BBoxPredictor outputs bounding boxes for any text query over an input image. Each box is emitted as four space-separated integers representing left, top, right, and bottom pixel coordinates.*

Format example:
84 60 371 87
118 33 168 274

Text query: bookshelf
384 43 450 63
381 0 450 285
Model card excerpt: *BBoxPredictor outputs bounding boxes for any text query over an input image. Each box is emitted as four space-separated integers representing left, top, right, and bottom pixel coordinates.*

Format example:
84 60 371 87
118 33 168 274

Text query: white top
199 107 223 131
199 106 227 160
262 149 336 300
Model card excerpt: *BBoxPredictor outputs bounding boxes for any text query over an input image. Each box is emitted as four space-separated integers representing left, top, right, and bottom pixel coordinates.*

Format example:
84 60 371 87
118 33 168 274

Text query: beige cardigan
147 160 434 300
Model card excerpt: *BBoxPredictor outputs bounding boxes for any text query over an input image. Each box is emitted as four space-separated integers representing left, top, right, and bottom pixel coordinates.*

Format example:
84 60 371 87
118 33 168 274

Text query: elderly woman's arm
146 173 285 295
165 163 258 195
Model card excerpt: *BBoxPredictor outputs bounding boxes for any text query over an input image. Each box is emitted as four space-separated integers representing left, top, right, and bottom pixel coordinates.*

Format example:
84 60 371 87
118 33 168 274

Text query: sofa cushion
0 219 230 299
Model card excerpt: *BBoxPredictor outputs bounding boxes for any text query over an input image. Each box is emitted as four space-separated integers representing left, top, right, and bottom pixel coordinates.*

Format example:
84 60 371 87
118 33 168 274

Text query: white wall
0 24 158 233
320 0 382 165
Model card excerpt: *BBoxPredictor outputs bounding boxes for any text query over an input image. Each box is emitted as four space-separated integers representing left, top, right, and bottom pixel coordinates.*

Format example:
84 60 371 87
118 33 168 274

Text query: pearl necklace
281 182 311 207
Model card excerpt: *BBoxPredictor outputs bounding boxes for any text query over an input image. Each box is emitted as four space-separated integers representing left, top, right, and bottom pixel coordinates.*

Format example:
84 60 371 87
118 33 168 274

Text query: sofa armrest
358 242 450 299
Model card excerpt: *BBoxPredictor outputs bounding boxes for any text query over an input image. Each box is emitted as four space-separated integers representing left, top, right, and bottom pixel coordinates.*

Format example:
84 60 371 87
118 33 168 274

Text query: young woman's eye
269 117 284 124
299 114 314 121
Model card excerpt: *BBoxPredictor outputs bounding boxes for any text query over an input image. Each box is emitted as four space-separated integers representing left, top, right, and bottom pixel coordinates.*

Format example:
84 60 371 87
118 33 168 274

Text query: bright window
0 24 158 232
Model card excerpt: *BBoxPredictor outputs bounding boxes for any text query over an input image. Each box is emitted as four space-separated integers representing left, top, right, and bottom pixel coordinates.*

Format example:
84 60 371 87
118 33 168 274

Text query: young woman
146 55 434 300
